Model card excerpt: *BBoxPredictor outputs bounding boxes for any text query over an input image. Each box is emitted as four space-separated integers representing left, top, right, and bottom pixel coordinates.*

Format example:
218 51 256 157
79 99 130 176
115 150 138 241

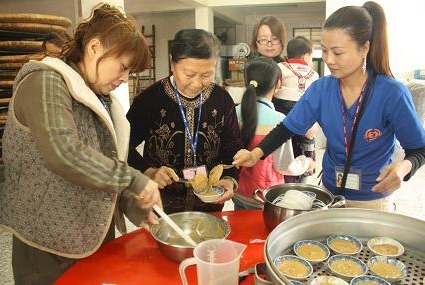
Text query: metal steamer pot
253 183 345 231
264 209 425 285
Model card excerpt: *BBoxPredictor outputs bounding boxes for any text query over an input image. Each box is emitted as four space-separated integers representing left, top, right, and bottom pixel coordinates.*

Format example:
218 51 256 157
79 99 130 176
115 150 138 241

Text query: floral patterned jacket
127 77 243 213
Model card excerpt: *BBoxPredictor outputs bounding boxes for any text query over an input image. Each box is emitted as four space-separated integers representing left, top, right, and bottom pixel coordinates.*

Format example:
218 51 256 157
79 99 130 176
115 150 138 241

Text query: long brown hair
62 3 150 73
323 1 392 77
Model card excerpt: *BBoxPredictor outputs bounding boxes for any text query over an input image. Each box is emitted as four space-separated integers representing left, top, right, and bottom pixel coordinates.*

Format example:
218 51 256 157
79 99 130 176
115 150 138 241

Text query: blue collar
257 97 275 110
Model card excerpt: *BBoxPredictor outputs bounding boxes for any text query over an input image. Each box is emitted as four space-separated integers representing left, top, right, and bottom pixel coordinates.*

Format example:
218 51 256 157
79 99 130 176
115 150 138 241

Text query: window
293 27 321 44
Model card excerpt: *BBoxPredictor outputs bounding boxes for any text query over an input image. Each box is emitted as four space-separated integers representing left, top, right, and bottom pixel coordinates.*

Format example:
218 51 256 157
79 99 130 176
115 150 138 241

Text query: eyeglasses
256 38 281 46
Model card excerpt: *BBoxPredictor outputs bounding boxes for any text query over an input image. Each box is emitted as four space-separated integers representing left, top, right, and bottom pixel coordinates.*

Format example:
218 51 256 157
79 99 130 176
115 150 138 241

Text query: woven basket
0 53 44 63
0 81 13 89
0 62 25 70
0 41 43 51
0 98 11 105
0 23 67 33
0 13 71 28
0 71 18 80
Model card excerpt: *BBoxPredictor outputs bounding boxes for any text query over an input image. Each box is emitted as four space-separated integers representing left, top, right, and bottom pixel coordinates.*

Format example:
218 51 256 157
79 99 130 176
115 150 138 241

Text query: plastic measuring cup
179 239 247 285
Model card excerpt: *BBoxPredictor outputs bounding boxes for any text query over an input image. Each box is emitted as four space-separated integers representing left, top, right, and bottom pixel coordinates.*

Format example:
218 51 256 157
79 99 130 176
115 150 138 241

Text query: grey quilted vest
0 60 122 258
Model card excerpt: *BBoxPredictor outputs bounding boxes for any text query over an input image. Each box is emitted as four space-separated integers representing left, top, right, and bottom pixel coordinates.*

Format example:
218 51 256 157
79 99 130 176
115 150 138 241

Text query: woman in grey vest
0 4 161 284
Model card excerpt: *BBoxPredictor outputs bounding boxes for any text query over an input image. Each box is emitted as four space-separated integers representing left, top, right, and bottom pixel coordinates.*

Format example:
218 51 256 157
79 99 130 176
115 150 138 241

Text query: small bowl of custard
367 237 404 257
293 239 330 264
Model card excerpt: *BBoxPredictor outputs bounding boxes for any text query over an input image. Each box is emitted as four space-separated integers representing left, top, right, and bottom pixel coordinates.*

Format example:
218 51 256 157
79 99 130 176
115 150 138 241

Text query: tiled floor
1 147 424 284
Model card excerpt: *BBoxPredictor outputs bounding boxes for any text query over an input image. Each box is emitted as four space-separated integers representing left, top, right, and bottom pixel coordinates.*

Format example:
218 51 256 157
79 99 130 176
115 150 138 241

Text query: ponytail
363 1 392 77
240 56 280 147
240 84 258 147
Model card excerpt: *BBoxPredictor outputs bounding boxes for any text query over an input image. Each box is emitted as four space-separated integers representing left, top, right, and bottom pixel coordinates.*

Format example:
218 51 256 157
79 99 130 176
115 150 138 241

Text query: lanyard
173 82 203 166
283 62 315 91
97 94 110 114
340 80 367 158
338 73 376 194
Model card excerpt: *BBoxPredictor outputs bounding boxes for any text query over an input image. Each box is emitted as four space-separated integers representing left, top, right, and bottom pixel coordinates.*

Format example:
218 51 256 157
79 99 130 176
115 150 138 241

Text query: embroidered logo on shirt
364 128 382 142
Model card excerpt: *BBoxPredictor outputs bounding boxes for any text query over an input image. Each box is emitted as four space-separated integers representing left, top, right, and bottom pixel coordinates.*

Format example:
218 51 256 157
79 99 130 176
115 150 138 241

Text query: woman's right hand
232 147 264 167
135 179 162 210
144 166 179 189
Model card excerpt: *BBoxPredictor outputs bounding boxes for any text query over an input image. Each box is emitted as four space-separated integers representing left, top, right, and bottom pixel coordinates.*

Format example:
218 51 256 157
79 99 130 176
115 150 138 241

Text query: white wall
133 11 195 80
244 5 326 45
131 4 325 79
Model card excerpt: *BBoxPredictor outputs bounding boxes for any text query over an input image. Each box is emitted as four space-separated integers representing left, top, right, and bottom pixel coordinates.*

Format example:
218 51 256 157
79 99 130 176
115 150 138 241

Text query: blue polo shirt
283 72 425 200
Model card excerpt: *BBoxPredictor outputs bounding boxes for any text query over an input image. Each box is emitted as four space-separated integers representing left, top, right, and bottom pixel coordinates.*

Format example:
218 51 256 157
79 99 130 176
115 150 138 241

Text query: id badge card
182 165 207 180
335 166 361 190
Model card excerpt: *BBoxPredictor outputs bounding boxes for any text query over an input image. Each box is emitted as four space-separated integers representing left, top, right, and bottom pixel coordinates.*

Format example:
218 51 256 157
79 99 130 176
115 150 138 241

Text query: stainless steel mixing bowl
253 183 345 231
150 211 231 262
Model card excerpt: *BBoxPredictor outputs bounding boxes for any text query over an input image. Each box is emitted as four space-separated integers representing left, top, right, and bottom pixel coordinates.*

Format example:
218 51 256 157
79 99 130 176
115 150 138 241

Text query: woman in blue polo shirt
232 1 425 212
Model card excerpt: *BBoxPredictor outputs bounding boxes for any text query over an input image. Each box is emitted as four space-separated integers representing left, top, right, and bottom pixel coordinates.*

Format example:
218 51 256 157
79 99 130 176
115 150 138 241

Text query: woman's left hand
213 178 235 204
372 160 412 194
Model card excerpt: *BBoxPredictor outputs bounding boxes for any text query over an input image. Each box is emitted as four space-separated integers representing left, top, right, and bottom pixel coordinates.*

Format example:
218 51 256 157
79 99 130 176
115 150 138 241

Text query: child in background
233 56 315 210
273 36 319 182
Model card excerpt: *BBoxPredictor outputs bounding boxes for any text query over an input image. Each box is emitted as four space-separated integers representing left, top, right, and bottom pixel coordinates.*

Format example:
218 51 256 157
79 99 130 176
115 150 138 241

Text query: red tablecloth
55 210 268 285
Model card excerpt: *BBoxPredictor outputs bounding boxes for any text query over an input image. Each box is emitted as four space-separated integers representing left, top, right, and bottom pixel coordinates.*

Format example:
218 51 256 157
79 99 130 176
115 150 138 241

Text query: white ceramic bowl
350 275 391 285
272 190 314 210
367 256 407 283
327 234 363 255
327 254 368 280
293 240 330 264
301 190 317 199
193 185 224 203
311 276 349 285
367 237 404 257
274 254 313 280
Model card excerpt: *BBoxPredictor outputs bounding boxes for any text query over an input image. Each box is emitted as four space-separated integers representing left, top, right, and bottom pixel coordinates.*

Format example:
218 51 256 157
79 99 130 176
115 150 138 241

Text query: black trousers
12 221 115 285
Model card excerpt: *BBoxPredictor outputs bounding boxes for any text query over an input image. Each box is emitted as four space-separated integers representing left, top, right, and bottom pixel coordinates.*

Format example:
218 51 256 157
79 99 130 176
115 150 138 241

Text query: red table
55 210 269 285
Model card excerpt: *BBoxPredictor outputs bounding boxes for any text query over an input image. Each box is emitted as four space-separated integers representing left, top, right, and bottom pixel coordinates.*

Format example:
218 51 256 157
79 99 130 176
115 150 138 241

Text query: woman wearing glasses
250 15 287 63
250 16 312 183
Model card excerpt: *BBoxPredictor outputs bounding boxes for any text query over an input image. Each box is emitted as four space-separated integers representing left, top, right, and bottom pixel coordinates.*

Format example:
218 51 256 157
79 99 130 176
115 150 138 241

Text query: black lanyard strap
340 72 377 194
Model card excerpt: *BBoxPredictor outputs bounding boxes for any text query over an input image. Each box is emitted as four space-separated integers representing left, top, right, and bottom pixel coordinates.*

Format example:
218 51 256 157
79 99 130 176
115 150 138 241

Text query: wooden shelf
130 25 156 100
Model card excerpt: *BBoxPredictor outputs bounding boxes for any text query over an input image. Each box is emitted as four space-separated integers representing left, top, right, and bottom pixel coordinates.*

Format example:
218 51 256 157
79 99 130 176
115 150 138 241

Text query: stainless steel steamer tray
265 208 425 285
